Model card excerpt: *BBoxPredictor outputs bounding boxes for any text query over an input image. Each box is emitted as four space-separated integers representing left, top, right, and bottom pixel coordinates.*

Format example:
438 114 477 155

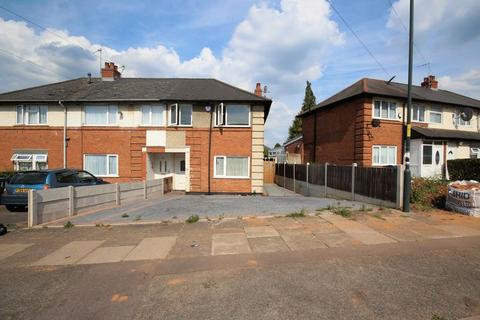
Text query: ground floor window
422 145 433 165
11 153 48 171
372 145 396 166
84 154 118 177
214 156 249 178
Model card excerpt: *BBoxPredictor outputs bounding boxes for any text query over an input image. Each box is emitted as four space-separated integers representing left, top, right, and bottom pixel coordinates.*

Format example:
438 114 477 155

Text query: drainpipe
206 105 213 194
59 101 67 168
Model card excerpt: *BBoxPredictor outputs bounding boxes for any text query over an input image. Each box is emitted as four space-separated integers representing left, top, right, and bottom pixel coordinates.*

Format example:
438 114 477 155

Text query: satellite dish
460 107 473 122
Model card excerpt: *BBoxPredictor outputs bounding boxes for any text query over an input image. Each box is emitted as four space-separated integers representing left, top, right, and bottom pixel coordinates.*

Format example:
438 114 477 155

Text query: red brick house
283 135 304 163
0 62 271 193
299 76 480 178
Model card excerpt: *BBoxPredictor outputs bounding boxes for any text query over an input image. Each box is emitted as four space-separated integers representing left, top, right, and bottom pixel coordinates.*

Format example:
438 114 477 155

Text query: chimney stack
101 62 121 81
254 82 263 96
420 75 438 90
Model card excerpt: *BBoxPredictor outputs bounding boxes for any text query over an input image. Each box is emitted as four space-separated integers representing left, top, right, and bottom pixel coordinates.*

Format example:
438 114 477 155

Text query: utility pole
403 0 414 212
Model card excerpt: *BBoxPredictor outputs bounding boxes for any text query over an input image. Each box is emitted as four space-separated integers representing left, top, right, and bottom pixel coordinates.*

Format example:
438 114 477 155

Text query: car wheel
6 205 16 212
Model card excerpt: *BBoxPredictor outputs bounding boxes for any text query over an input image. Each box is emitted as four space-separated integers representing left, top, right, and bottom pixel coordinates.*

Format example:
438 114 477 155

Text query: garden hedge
447 158 480 181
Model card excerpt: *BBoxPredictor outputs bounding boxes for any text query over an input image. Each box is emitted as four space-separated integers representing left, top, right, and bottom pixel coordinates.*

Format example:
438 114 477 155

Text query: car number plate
15 188 29 193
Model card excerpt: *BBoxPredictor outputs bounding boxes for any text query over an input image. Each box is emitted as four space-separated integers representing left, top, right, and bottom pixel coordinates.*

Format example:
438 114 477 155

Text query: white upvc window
215 103 251 126
373 100 397 120
429 106 442 124
471 148 480 159
141 105 165 126
16 105 48 125
372 145 397 166
11 153 48 171
168 103 192 126
412 104 425 122
214 156 250 178
84 105 118 125
84 154 118 177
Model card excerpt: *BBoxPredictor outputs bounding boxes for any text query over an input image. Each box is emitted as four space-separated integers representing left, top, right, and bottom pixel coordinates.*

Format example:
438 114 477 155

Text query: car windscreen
10 172 48 185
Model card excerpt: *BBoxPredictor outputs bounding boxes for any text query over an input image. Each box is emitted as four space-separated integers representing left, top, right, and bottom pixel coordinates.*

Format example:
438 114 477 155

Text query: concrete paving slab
278 229 328 251
269 217 302 230
264 183 301 197
32 241 104 266
432 224 480 237
314 233 362 248
211 233 251 255
78 246 135 265
322 214 396 245
169 233 212 258
408 222 457 239
360 216 428 242
124 237 177 261
248 237 289 253
244 226 279 238
0 243 33 261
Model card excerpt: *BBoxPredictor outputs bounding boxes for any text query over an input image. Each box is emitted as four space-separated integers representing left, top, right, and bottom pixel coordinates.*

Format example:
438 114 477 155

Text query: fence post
306 162 310 196
396 164 404 209
27 189 37 228
115 183 120 205
324 163 328 197
283 161 286 188
144 180 148 199
293 162 296 193
351 163 357 201
68 186 75 217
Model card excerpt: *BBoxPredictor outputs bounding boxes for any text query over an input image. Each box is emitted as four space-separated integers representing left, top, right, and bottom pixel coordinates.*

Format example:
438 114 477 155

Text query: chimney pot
421 74 438 89
101 61 122 81
254 82 263 96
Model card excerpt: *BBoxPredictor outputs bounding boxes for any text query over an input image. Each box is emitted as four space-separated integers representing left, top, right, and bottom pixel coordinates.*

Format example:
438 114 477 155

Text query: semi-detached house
299 75 480 178
0 62 271 194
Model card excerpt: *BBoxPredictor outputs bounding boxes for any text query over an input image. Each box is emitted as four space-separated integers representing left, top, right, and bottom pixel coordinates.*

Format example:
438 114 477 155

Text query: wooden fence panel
308 163 325 185
354 166 397 202
327 165 352 192
263 160 276 183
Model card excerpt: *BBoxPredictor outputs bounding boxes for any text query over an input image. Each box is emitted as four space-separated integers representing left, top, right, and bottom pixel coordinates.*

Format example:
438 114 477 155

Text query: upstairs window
169 104 192 126
16 105 47 125
85 105 118 125
429 106 442 124
457 109 471 126
373 100 397 120
412 105 425 122
141 105 165 126
216 103 250 126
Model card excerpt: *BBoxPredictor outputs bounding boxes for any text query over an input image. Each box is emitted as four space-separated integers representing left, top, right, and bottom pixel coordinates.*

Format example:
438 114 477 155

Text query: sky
0 0 479 146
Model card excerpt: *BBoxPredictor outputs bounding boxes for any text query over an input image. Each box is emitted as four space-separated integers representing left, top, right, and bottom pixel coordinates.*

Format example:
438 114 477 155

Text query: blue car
1 169 107 212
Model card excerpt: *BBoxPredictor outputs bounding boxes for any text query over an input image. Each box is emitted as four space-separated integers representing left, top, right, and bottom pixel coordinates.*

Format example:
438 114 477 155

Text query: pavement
1 207 480 319
44 187 365 226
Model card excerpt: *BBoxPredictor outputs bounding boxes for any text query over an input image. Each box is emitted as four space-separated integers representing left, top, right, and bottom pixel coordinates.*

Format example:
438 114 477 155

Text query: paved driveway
48 190 366 226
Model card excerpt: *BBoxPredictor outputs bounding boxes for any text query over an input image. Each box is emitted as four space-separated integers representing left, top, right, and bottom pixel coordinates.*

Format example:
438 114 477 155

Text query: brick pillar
354 98 373 166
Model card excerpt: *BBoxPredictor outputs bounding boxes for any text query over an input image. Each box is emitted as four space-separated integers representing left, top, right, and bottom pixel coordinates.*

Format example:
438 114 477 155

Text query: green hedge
447 159 480 181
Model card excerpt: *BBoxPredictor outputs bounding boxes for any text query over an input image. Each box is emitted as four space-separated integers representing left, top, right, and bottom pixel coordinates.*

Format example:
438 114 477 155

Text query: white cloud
438 70 480 99
0 0 343 145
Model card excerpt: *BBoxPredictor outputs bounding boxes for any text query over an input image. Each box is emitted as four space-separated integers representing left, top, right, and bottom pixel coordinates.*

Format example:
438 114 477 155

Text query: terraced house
300 75 480 178
0 62 271 194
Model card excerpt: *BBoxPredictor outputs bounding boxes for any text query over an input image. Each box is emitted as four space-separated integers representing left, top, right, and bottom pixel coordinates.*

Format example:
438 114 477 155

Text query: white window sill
82 124 119 127
372 117 399 121
214 125 251 128
15 123 49 126
214 176 250 179
94 174 119 178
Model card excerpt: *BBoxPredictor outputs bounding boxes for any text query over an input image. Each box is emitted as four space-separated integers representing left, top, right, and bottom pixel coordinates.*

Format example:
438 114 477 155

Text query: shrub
411 178 448 210
186 214 200 223
447 158 480 181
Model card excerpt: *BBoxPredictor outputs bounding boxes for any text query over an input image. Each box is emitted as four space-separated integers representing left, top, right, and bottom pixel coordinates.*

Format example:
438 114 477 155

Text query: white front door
173 154 186 190
421 142 444 177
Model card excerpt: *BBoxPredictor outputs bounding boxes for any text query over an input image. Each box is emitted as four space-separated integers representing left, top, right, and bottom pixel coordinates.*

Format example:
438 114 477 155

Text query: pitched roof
283 135 303 146
300 78 480 116
412 127 480 141
0 78 272 118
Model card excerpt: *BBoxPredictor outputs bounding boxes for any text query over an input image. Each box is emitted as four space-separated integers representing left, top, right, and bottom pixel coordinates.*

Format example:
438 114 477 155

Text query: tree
274 143 281 148
287 81 316 140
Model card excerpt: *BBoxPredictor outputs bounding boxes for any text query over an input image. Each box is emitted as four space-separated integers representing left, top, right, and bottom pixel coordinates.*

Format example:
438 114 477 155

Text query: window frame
412 104 426 122
373 100 398 121
213 155 250 179
215 103 251 127
16 105 48 125
372 145 397 166
422 144 433 165
83 154 119 177
84 104 118 126
168 103 192 126
140 104 166 126
456 109 471 127
11 153 48 171
429 106 443 124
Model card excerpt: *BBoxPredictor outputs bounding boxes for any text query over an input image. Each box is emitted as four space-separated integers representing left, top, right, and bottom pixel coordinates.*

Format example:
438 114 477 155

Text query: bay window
373 100 397 120
16 105 47 125
84 105 118 125
84 154 118 176
214 156 249 178
372 145 397 166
